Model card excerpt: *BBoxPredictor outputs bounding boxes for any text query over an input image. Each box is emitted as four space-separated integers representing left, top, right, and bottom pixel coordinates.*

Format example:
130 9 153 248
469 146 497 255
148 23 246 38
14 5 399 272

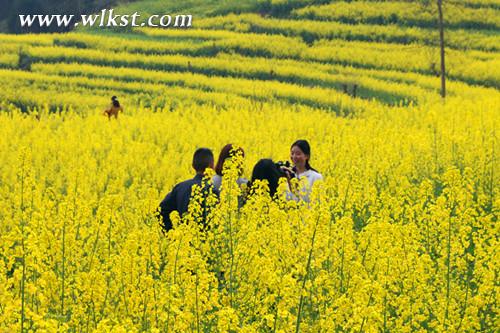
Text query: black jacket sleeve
159 188 176 232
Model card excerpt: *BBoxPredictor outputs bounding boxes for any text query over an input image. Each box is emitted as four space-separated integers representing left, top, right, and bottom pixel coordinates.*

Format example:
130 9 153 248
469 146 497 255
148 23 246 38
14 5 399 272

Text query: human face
291 145 308 170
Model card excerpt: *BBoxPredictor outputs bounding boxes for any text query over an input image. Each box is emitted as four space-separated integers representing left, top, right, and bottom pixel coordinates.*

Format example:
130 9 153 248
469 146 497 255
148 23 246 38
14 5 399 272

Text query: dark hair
192 148 214 172
111 96 120 108
250 159 283 197
215 144 245 176
291 139 317 172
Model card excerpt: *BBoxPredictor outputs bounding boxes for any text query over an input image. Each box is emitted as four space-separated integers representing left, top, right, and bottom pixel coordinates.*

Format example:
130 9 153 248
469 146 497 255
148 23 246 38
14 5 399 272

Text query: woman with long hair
213 143 248 192
283 139 323 202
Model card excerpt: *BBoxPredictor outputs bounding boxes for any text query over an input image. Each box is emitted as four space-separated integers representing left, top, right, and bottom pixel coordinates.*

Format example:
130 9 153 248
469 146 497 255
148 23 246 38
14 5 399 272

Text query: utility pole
437 0 446 98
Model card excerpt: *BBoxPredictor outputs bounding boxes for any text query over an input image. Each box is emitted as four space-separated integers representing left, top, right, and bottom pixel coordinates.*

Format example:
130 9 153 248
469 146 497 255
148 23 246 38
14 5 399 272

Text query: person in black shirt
158 148 219 232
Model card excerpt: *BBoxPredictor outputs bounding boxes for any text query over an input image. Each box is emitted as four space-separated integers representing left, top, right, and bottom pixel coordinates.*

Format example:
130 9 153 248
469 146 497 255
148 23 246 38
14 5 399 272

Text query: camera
275 161 296 178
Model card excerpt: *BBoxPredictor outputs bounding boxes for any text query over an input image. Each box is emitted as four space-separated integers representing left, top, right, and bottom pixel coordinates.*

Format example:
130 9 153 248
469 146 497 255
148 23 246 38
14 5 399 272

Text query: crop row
195 13 500 52
0 69 258 112
0 33 54 45
24 40 500 90
25 56 498 108
26 45 446 103
3 29 497 90
0 54 18 68
0 67 378 115
31 61 431 107
305 39 500 88
53 31 307 59
292 1 500 30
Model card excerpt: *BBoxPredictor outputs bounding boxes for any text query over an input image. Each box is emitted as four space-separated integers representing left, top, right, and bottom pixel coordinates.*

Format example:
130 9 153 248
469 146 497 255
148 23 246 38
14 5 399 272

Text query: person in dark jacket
159 148 219 232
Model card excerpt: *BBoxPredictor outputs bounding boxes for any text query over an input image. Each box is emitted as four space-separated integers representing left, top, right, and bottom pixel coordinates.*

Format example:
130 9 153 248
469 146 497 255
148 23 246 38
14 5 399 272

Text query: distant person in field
213 144 248 192
158 148 219 233
103 96 123 119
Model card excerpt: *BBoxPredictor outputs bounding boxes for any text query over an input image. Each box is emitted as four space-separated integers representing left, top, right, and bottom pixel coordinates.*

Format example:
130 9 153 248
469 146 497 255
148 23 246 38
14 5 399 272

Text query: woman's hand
280 166 295 180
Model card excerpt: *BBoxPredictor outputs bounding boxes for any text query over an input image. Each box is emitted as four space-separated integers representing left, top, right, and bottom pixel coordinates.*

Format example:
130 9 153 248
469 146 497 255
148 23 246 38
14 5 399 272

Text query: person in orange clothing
103 96 123 119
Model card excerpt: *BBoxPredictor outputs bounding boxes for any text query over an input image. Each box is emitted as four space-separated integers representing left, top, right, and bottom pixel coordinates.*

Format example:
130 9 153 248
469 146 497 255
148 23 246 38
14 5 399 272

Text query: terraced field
0 0 498 112
0 0 498 332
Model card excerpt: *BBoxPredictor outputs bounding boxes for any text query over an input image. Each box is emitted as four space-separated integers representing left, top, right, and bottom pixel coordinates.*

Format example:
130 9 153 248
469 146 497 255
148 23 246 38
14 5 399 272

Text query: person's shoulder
237 177 249 185
173 177 197 190
212 174 222 191
307 170 323 181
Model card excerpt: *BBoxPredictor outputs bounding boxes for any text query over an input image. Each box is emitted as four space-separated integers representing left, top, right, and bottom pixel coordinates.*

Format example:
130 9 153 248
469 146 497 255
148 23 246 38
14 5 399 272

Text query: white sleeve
312 172 323 183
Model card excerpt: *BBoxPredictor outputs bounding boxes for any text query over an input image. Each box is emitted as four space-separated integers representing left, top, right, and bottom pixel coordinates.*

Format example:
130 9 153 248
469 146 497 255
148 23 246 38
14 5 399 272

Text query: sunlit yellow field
1 0 499 331
0 95 498 332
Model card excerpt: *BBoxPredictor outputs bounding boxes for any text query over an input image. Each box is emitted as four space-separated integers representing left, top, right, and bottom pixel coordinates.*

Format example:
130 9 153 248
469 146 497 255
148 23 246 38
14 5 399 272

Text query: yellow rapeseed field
0 95 498 332
0 0 499 331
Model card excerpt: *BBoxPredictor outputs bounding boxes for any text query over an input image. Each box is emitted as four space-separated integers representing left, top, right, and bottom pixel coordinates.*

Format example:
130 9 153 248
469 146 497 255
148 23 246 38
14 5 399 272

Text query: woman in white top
283 139 323 202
